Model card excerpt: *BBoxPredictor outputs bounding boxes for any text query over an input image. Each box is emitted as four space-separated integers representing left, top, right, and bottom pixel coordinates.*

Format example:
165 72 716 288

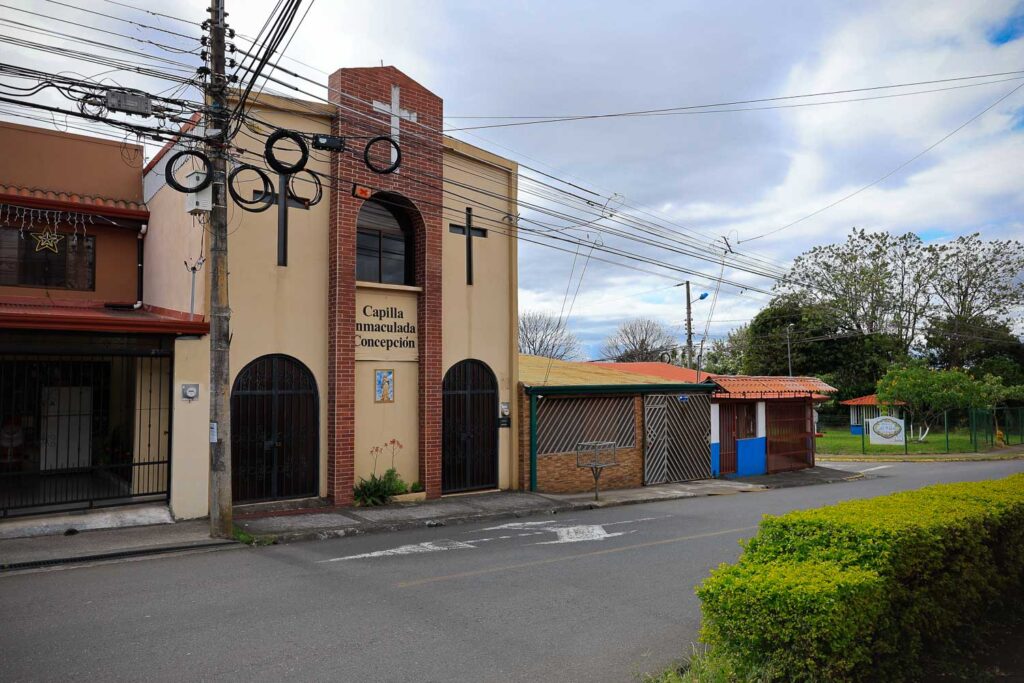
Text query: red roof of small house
0 183 148 220
709 375 837 400
588 362 702 383
0 298 208 335
840 393 905 406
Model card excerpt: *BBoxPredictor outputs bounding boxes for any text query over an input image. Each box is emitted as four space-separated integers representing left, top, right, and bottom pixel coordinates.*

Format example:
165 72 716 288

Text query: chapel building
145 66 520 518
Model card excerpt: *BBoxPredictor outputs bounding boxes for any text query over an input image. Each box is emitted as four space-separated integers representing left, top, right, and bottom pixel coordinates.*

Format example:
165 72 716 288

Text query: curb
246 502 576 545
250 486 779 544
246 482 810 545
818 454 1024 463
0 539 239 574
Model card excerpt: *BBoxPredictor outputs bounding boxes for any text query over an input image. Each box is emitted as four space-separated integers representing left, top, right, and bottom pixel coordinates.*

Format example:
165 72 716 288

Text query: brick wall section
326 67 444 503
517 386 646 494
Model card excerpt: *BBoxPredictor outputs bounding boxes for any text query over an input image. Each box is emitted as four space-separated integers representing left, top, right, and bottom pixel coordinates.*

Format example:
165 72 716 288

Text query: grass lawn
816 428 990 455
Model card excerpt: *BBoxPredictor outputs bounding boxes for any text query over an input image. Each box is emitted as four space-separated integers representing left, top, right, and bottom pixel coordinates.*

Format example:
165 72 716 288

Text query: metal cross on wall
449 206 477 285
269 174 311 266
372 85 418 165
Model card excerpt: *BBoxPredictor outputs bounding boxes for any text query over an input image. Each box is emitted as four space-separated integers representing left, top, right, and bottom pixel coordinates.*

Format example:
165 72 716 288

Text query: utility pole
206 0 232 538
786 323 794 377
685 280 693 368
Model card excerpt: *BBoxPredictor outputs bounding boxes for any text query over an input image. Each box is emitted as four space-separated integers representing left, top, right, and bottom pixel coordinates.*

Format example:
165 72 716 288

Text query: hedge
696 474 1024 681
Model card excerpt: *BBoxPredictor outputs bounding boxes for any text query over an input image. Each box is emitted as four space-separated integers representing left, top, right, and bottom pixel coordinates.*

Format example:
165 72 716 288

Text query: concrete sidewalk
0 520 236 571
1 466 861 569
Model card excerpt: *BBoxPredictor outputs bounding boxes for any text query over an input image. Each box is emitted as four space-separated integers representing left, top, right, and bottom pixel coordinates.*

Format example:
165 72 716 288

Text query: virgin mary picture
375 369 394 403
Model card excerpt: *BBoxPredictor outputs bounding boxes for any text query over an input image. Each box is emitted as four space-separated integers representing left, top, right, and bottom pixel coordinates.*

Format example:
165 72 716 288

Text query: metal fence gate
645 394 712 484
0 334 172 518
717 402 738 476
767 401 813 473
644 395 668 484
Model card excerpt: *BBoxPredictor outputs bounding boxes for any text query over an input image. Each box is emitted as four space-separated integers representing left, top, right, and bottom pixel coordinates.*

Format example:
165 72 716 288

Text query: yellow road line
396 525 757 589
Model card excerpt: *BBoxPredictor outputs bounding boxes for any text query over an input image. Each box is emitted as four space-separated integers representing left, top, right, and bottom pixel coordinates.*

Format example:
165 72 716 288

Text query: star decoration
31 229 64 254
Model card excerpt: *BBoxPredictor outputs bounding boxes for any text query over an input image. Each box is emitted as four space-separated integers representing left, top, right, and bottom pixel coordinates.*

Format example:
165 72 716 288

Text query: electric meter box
185 172 213 215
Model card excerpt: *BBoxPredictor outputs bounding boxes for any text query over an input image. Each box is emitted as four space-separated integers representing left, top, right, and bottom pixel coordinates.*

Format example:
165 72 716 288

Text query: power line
442 69 1024 130
740 80 1024 243
38 0 202 41
0 3 201 55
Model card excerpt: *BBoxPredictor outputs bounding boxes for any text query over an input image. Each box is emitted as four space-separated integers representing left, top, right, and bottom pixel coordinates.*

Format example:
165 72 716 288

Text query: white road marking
319 539 479 562
323 516 664 562
534 525 628 545
860 465 893 473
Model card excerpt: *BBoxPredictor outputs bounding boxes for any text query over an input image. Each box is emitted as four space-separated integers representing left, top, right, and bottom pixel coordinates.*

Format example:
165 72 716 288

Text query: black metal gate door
442 359 498 494
231 354 318 503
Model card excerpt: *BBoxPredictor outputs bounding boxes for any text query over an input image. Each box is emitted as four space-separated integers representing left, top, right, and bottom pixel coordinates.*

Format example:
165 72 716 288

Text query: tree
926 234 1024 362
600 317 678 362
702 325 750 375
927 315 1024 376
876 364 982 441
739 295 901 398
518 311 583 360
774 228 936 354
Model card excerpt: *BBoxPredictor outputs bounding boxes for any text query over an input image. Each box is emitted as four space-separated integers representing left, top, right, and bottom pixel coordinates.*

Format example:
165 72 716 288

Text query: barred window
735 402 757 439
537 396 635 455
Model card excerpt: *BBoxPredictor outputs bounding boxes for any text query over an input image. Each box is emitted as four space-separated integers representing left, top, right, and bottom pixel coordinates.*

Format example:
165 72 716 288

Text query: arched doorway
231 354 319 503
442 359 498 493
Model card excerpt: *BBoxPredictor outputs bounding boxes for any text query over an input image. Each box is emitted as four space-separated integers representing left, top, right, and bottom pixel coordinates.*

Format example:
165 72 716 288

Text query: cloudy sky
4 1 1023 357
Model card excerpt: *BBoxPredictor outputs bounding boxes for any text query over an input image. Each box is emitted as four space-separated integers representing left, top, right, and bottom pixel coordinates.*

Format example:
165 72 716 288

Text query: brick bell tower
326 66 444 504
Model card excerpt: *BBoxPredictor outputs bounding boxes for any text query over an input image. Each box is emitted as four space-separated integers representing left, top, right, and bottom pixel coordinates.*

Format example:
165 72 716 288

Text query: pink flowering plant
353 438 409 506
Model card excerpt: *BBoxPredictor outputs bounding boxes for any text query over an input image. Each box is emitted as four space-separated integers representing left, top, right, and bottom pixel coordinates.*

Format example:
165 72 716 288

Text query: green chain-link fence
815 407 1024 455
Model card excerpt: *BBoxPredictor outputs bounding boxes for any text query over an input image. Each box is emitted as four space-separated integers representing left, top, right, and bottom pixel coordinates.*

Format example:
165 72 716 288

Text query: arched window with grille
355 197 415 286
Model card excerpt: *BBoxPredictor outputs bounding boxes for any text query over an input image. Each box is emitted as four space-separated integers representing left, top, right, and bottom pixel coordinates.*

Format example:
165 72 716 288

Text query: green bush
696 474 1024 681
352 468 408 506
698 561 885 681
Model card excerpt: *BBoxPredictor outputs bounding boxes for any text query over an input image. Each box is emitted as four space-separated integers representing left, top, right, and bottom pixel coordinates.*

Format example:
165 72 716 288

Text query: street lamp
786 323 795 377
677 281 709 368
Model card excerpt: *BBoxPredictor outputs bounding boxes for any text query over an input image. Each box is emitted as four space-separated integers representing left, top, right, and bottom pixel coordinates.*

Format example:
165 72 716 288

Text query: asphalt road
3 460 1022 683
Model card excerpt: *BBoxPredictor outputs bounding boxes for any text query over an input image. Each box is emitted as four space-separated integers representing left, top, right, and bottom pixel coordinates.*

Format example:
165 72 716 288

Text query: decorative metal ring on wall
363 136 401 174
264 129 309 175
288 169 323 207
227 164 275 213
164 149 213 193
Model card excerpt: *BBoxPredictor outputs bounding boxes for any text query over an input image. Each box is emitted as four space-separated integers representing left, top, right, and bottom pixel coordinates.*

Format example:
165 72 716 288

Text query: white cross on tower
372 84 418 165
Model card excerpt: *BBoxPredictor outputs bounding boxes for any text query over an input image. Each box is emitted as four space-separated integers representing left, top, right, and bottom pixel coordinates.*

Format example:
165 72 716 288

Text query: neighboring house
0 122 206 519
705 375 835 478
519 358 836 494
518 355 714 493
840 394 904 435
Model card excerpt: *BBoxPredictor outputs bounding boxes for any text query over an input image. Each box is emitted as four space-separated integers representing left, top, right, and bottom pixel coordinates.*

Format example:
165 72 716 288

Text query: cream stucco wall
354 285 420 485
144 175 207 316
223 107 332 499
169 334 211 519
151 103 332 517
354 361 420 485
441 141 519 489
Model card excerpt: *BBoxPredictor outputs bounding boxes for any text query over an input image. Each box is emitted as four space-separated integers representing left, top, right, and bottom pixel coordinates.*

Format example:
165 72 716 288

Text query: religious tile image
374 369 395 403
